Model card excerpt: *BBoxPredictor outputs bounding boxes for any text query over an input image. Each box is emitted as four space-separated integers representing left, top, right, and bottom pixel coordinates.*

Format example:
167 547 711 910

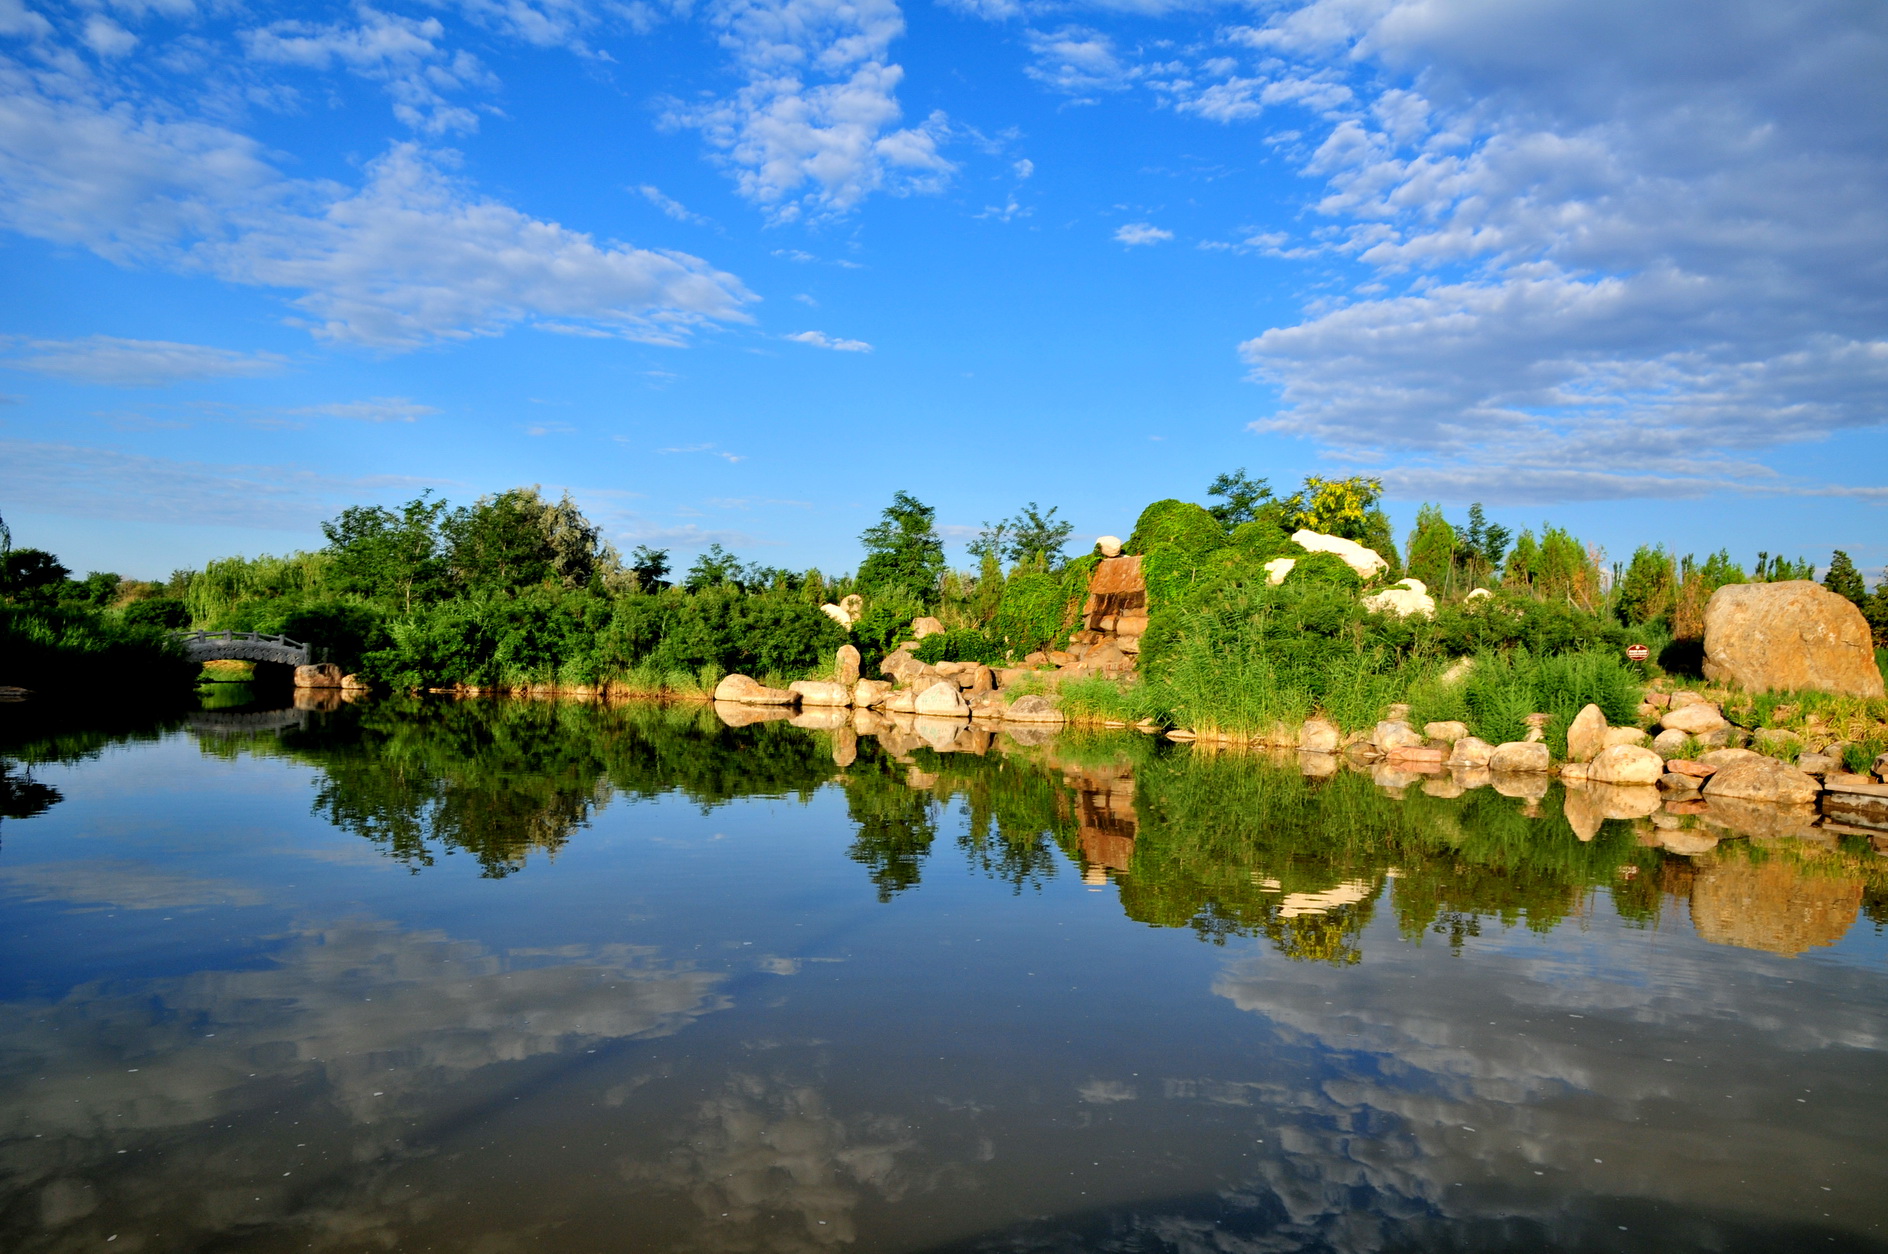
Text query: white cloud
1113 222 1172 246
785 329 872 351
240 9 487 134
0 336 287 386
0 43 755 349
281 396 439 422
655 442 746 462
0 440 434 528
81 15 138 57
1024 26 1137 97
1217 0 1888 497
638 183 709 223
665 0 955 220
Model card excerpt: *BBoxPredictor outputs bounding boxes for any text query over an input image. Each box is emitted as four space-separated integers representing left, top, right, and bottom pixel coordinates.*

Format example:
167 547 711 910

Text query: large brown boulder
1700 755 1822 805
713 674 799 705
294 663 344 688
1702 581 1884 697
1566 703 1608 763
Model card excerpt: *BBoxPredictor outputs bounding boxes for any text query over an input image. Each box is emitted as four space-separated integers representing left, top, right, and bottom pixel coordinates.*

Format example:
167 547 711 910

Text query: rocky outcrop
914 680 969 717
294 663 344 688
1447 737 1494 768
1587 743 1664 785
1566 703 1608 763
1005 694 1066 724
1067 555 1146 675
1488 741 1551 773
835 644 861 686
1290 530 1389 579
1702 580 1885 697
1361 579 1436 619
789 680 852 707
713 674 798 705
1701 755 1822 805
1299 718 1341 753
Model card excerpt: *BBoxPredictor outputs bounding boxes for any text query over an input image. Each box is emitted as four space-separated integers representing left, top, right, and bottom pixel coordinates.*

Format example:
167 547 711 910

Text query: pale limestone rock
820 603 854 628
1604 726 1651 748
1566 703 1608 763
1290 529 1390 579
1651 728 1692 757
968 690 1010 721
1465 588 1494 602
1005 694 1065 724
1703 580 1885 697
1658 772 1701 793
340 673 370 690
909 616 946 640
1448 737 1495 768
1264 557 1296 585
1588 744 1664 785
789 680 852 707
885 688 918 714
1096 535 1123 558
713 674 798 705
1702 756 1822 805
1372 720 1425 751
1488 741 1552 773
1697 747 1764 769
914 680 969 718
852 679 892 708
1559 763 1589 782
294 663 343 688
1660 703 1729 734
835 644 861 686
1299 718 1342 753
1362 579 1437 619
1423 721 1471 744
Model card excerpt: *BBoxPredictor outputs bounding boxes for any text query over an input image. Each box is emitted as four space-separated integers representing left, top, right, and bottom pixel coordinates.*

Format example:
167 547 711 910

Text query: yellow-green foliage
991 554 1097 659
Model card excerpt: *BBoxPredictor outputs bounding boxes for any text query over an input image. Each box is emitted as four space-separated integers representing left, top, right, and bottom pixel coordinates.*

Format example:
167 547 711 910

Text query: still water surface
1 697 1885 1253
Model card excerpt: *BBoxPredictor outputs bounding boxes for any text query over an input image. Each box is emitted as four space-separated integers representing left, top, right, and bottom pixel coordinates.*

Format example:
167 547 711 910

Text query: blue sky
3 0 1885 581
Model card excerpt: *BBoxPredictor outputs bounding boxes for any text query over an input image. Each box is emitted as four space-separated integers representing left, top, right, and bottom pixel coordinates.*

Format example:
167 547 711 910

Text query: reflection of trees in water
272 699 840 876
0 761 60 825
188 695 1888 955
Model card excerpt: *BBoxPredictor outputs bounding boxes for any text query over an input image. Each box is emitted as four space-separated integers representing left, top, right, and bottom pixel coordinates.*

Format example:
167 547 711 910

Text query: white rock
1289 529 1390 579
852 679 892 708
1651 728 1691 757
1299 718 1341 753
1373 720 1425 751
909 617 945 639
1096 535 1123 558
1661 703 1729 734
713 674 799 705
1423 721 1471 744
820 602 855 627
1465 588 1494 602
1264 557 1297 585
1362 579 1437 619
1603 726 1651 748
913 680 968 717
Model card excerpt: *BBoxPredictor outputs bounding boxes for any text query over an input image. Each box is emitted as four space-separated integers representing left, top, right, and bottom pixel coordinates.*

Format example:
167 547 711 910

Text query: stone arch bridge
176 630 311 668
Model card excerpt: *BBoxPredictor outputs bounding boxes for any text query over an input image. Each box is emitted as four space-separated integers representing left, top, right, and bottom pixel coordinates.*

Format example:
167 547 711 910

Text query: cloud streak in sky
1 337 288 387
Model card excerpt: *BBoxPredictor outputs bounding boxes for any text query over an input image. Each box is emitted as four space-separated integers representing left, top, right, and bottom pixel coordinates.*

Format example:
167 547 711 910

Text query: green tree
323 493 448 610
1001 502 1073 569
1404 504 1455 593
443 488 622 596
856 491 945 601
1280 476 1398 571
1615 545 1676 627
684 544 746 592
1457 504 1510 587
629 546 671 591
1 549 70 604
1205 468 1273 528
1823 550 1866 605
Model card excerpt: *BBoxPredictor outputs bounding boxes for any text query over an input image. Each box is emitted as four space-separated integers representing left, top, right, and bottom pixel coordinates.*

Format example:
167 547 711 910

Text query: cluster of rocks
712 632 1066 727
295 663 370 692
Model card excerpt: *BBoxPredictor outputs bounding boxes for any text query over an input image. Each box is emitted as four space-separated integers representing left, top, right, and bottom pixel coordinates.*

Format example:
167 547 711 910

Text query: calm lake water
2 695 1885 1254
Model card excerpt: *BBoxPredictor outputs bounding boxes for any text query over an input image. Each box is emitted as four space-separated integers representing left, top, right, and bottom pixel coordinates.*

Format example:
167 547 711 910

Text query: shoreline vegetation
3 475 1887 763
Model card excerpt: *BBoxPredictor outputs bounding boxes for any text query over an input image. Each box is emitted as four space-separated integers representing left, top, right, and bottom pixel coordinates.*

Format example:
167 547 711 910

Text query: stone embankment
713 635 1068 730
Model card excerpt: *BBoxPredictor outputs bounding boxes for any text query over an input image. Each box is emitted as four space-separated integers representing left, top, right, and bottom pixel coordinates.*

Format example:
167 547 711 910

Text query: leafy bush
913 629 1005 666
122 598 190 631
0 605 197 700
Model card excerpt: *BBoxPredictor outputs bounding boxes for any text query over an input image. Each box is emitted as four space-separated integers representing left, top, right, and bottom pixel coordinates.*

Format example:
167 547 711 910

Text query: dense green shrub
0 605 197 700
913 629 1005 666
122 598 190 630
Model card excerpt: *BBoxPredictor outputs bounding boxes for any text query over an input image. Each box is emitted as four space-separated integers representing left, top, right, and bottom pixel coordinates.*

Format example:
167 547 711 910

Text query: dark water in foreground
2 697 1886 1254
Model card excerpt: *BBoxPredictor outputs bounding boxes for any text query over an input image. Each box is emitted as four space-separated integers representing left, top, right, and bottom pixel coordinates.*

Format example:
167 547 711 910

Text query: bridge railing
174 630 308 650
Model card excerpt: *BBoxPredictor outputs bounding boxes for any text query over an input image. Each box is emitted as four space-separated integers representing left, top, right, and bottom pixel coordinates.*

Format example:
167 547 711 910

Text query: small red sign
1626 644 1650 662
